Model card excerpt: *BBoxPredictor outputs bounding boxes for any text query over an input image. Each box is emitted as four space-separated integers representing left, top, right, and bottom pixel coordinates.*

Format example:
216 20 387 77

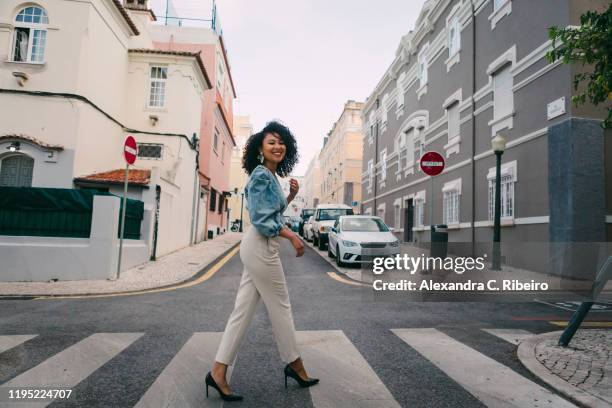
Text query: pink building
151 26 236 240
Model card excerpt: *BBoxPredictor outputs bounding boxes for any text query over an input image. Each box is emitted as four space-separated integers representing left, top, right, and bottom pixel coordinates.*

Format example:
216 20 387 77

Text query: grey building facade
361 0 611 273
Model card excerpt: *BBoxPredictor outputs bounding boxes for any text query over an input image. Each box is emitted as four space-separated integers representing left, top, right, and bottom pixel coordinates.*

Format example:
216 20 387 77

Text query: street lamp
491 134 507 270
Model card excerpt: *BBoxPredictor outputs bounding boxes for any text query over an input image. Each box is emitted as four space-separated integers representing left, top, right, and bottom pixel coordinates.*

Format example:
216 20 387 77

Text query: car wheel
327 244 334 258
336 245 345 267
313 234 318 246
318 237 325 250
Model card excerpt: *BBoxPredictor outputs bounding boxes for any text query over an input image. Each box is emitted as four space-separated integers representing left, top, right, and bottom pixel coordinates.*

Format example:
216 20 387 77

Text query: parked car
290 216 301 232
283 216 292 228
312 204 354 250
299 208 315 236
328 215 400 267
303 216 315 242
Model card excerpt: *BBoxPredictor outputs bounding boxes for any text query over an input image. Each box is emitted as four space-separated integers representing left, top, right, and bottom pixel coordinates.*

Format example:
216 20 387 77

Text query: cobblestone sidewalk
519 329 612 407
0 233 242 296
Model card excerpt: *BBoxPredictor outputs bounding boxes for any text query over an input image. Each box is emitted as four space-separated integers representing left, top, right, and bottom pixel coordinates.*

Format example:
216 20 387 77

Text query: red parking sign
420 151 445 176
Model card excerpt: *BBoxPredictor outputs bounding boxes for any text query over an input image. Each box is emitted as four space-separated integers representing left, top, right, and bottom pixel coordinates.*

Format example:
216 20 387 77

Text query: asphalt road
0 238 589 407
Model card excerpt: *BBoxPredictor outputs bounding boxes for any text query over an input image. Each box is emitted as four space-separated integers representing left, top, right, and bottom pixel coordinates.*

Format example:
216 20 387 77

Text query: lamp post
491 134 507 271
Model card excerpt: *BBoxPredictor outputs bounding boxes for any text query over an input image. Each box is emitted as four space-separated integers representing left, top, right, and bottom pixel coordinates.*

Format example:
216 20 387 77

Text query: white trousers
215 226 301 366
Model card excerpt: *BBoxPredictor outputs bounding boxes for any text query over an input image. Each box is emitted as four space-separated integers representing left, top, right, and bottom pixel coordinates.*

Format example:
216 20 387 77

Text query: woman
205 121 319 402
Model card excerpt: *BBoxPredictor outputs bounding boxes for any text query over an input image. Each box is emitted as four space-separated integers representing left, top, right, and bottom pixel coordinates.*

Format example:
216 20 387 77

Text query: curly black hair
242 121 299 177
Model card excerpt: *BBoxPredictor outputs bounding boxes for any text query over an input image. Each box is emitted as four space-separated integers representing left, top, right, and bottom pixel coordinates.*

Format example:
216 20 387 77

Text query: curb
517 330 611 408
0 240 241 299
302 239 371 286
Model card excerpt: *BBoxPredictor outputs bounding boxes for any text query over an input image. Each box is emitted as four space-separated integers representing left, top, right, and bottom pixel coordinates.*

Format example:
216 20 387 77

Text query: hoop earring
258 152 264 163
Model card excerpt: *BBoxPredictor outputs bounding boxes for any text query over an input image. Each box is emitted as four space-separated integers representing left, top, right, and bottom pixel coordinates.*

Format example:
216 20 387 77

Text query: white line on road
0 335 37 354
0 333 143 408
482 328 533 345
392 328 576 408
134 332 231 408
296 330 400 408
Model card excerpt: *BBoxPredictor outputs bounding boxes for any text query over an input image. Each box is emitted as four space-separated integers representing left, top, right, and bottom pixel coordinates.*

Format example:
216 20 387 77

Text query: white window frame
393 198 402 230
487 46 516 136
213 128 220 153
487 160 517 222
367 159 374 193
396 72 406 116
379 149 387 184
489 0 512 29
442 178 462 226
377 203 386 223
446 13 461 71
148 66 168 108
11 6 49 64
414 190 426 228
417 43 429 99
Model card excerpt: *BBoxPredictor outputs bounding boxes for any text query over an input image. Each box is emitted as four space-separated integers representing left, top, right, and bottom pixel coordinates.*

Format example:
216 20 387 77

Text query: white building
0 0 212 280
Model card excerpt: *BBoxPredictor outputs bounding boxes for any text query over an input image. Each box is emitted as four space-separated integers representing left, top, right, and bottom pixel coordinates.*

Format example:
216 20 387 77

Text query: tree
546 3 612 128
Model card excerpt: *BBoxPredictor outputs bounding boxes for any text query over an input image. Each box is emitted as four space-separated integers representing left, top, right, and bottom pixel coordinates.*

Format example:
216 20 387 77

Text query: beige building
319 100 364 212
302 154 322 209
228 115 253 230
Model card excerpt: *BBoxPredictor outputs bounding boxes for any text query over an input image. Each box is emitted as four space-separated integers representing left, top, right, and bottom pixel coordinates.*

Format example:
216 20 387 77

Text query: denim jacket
245 165 287 237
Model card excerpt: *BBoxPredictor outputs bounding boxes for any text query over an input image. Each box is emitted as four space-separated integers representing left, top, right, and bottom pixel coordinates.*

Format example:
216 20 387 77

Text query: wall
0 195 148 282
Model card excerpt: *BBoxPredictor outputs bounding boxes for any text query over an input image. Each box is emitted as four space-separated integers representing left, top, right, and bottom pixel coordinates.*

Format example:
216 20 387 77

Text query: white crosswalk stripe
0 329 578 407
0 333 143 408
482 328 534 345
134 332 232 408
392 328 576 408
296 330 400 408
0 335 37 354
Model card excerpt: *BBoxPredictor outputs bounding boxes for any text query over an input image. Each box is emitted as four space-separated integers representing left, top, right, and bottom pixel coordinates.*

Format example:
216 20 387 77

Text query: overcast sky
151 0 426 176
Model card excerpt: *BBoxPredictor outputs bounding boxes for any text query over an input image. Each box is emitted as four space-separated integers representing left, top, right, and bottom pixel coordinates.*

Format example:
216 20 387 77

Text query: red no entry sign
123 135 137 165
420 151 445 176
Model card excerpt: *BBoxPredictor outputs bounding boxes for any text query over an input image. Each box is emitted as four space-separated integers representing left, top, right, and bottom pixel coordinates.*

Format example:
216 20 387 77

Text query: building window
380 149 387 182
443 190 460 225
149 66 167 108
447 101 460 142
493 63 513 121
209 189 217 211
415 197 425 227
377 204 386 223
488 175 514 220
12 6 49 63
414 138 424 170
418 45 429 88
137 143 163 159
213 128 219 152
494 0 506 10
396 72 406 113
394 203 401 229
367 159 374 190
0 154 34 187
448 17 460 56
487 161 517 221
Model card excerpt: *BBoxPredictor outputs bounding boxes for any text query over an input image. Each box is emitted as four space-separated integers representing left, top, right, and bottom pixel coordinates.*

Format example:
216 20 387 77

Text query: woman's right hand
290 235 305 257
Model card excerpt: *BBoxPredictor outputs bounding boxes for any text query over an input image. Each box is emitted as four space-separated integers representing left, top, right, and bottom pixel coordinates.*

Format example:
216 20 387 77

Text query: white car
328 215 400 266
312 204 354 250
303 216 315 242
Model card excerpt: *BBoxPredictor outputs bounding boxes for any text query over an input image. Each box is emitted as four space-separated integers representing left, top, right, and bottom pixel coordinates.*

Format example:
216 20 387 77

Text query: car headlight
342 240 359 247
319 226 328 232
389 240 400 247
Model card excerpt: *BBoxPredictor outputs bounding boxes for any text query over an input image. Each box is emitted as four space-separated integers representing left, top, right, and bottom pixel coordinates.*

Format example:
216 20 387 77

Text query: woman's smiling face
261 132 286 164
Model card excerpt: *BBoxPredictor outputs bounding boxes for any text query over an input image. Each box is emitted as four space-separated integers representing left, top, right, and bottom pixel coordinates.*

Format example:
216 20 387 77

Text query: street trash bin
430 224 448 259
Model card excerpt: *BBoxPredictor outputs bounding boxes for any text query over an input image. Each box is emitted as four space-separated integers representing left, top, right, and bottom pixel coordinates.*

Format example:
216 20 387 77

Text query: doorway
403 198 414 242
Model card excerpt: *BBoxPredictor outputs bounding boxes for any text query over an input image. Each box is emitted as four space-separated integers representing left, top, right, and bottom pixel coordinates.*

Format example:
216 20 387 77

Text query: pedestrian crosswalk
0 328 576 408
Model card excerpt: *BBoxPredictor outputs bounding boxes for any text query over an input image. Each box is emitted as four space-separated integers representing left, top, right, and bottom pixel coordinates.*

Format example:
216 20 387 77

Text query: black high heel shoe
284 364 319 388
205 371 243 401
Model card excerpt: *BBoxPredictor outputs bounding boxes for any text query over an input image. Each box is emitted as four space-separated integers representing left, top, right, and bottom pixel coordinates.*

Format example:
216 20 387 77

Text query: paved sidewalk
0 233 242 296
518 329 612 408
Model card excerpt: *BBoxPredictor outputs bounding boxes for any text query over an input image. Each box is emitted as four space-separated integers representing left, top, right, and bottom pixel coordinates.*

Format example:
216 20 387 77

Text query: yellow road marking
34 246 240 300
549 321 612 328
326 272 368 287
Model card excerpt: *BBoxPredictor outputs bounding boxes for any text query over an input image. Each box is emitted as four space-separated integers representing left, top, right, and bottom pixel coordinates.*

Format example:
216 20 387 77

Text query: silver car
327 216 400 266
